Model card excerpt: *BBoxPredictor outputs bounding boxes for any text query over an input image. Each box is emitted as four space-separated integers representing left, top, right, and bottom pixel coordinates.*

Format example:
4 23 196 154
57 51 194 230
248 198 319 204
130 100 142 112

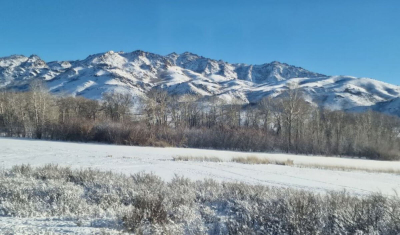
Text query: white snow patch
0 138 399 197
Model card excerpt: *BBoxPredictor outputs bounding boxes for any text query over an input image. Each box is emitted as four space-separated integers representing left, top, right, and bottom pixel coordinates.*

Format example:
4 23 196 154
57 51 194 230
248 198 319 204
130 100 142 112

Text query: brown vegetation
1 81 399 160
232 156 271 165
173 156 223 162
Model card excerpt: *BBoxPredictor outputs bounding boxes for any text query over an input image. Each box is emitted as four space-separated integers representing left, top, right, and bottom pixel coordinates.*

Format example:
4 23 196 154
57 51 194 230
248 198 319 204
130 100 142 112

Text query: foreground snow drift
1 137 400 196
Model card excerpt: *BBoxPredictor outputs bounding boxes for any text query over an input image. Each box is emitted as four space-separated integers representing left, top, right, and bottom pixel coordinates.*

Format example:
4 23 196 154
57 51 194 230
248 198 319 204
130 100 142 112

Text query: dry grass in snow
175 154 399 174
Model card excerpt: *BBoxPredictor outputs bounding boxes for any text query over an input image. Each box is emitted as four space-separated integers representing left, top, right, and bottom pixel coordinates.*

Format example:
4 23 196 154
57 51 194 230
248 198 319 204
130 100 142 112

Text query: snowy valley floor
1 137 400 196
1 137 400 234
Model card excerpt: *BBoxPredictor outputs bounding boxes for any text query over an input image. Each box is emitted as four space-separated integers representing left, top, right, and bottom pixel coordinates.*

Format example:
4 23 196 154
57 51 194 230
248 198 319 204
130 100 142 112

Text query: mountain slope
0 50 399 114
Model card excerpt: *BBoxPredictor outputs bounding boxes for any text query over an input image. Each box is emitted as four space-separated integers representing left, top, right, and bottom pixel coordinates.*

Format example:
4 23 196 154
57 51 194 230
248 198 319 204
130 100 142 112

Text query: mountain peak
104 50 115 55
131 49 145 55
180 51 202 58
0 55 28 68
0 50 399 116
182 51 196 55
270 60 283 64
28 54 41 59
0 54 26 60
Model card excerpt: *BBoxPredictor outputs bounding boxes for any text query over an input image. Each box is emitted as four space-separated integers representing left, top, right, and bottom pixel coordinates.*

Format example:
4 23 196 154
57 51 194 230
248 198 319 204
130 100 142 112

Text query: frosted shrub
0 176 84 217
0 164 400 234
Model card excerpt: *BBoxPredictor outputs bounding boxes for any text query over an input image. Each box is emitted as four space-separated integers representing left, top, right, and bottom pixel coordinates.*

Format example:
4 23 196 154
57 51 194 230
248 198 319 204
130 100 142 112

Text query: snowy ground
1 137 400 234
1 137 400 196
0 217 127 235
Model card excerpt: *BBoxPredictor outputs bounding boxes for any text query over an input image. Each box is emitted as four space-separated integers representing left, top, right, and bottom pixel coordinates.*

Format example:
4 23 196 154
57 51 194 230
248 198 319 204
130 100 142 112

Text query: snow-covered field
1 137 400 196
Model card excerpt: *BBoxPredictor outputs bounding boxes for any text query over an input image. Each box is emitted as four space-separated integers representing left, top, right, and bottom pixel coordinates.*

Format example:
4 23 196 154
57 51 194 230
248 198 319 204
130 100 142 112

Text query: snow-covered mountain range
1 50 400 116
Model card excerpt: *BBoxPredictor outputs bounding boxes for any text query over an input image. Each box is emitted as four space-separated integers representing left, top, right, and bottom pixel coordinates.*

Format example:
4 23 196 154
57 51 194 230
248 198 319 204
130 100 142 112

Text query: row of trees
1 81 399 160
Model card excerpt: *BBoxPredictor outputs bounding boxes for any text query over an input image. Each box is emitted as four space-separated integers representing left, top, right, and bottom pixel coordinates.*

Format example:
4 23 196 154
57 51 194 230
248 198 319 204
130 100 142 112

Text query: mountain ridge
1 50 399 116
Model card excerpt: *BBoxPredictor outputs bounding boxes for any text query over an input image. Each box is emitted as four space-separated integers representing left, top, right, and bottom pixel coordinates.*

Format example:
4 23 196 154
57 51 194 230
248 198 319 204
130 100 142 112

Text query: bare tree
144 89 170 127
279 83 305 153
102 92 134 122
28 80 55 139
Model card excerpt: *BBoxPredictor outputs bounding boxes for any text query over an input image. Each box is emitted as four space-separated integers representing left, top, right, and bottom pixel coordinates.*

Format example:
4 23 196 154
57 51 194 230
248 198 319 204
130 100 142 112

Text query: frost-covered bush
0 164 399 234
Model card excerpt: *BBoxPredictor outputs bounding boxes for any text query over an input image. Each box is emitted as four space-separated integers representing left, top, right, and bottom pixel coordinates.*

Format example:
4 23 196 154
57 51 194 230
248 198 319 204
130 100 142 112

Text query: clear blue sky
1 0 399 85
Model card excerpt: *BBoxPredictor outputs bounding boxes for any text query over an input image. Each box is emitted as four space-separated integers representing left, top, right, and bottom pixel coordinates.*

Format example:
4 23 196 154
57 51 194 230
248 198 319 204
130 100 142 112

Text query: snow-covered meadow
1 137 400 196
1 137 400 234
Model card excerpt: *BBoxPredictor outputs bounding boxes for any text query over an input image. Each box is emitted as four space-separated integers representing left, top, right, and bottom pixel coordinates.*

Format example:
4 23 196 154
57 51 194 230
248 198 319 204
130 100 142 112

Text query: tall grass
172 156 223 162
175 155 400 174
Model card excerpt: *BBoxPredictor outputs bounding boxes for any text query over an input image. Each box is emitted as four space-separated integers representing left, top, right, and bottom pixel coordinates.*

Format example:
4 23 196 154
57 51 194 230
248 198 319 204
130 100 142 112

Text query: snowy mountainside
350 97 400 116
375 97 400 116
0 50 399 114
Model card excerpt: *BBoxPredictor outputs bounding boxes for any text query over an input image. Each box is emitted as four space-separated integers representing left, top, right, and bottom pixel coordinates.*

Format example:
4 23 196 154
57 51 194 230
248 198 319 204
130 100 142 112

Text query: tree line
1 81 399 160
